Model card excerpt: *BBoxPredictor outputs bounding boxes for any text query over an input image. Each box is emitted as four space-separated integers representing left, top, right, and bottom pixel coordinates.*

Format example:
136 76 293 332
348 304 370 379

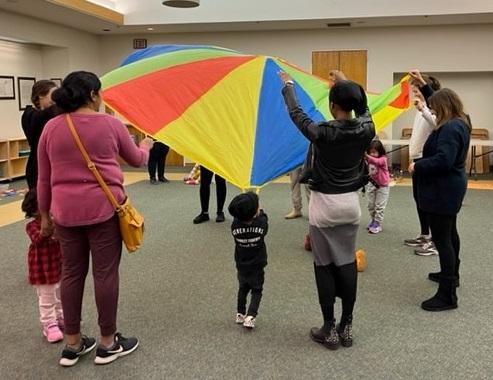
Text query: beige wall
0 10 101 74
0 10 102 139
2 14 493 142
0 41 44 140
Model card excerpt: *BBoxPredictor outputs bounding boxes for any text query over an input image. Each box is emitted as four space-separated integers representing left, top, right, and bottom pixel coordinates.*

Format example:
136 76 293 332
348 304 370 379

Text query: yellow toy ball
355 249 367 272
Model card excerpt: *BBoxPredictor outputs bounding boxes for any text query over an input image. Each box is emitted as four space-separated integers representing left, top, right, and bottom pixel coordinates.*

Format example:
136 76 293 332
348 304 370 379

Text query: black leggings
314 262 357 325
200 166 226 213
148 142 169 180
412 170 430 236
428 213 461 280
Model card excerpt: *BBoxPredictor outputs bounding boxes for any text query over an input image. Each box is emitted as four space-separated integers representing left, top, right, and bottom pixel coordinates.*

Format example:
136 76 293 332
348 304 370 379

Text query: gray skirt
308 190 361 266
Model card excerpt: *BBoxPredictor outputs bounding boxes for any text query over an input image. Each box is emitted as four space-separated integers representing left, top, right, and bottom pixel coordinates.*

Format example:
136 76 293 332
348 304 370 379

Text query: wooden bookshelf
0 138 29 182
124 124 184 166
104 106 185 166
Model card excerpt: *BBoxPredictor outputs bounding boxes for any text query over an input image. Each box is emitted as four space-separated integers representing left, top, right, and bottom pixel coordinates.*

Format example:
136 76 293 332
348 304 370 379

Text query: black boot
336 315 353 347
428 272 460 287
310 323 331 344
310 321 340 350
193 212 210 224
421 279 458 312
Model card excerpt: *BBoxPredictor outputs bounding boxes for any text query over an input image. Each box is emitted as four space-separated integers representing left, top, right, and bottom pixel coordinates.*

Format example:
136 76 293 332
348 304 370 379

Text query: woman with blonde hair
409 85 471 311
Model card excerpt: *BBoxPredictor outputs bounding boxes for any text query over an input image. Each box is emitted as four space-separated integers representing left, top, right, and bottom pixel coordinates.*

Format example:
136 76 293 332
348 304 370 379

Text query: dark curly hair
21 189 38 218
51 71 101 112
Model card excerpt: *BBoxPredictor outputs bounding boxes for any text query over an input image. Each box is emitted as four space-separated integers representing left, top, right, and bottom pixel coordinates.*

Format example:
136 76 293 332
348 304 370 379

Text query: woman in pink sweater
365 140 390 234
37 71 152 367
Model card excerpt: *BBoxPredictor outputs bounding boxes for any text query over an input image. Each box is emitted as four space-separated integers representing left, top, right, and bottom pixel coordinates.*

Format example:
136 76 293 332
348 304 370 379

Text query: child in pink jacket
365 140 390 234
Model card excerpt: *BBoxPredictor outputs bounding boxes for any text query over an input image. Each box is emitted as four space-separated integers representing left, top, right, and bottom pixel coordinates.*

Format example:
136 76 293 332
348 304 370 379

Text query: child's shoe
235 313 246 324
367 220 375 230
43 322 63 343
368 221 382 234
243 316 255 329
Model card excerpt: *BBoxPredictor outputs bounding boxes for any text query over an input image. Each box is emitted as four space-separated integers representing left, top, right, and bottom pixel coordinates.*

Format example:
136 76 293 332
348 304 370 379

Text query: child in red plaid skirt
22 190 64 343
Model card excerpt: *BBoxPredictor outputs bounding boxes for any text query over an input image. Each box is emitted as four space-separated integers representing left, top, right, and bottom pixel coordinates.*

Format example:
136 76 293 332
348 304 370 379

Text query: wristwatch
285 80 294 86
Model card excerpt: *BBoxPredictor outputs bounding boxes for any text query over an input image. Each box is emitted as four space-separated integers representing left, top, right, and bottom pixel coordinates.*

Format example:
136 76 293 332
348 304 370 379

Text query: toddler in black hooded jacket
228 192 268 329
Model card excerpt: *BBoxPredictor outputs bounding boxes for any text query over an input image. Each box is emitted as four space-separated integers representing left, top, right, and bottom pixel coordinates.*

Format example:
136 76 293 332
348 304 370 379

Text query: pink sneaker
43 322 64 343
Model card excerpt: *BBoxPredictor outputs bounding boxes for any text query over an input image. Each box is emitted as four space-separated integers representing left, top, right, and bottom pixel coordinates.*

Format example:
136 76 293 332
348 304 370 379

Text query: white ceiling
0 0 492 35
114 0 493 26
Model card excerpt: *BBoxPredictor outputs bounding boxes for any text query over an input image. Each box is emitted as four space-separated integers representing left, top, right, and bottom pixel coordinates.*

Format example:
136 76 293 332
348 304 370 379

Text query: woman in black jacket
409 88 471 311
280 72 375 349
21 80 58 189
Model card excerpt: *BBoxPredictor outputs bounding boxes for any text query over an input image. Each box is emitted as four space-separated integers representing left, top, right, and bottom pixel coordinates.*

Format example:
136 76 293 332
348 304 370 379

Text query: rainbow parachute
101 45 409 189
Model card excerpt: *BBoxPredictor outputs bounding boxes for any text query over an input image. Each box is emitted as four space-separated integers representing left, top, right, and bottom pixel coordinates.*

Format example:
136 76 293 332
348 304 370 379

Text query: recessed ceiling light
162 0 200 8
147 27 154 31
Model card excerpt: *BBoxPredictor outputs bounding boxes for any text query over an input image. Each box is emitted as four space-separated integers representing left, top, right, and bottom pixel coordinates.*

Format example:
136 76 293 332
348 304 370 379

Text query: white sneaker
414 242 438 256
243 316 256 329
235 313 245 324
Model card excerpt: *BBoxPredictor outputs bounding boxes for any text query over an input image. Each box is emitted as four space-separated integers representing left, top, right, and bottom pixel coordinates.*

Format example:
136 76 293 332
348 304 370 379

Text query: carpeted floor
1 181 492 379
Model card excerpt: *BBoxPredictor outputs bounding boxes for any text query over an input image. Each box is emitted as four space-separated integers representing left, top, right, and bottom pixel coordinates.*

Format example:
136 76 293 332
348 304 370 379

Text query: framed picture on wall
51 78 62 87
0 76 15 100
18 76 36 110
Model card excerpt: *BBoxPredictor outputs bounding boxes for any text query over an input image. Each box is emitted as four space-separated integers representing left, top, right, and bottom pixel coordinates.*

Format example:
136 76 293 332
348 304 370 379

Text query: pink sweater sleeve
366 154 388 168
37 126 52 213
114 120 149 167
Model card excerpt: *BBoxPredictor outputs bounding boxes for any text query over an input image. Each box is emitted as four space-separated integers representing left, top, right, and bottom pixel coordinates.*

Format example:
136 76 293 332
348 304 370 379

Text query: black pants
314 262 357 325
237 268 264 317
199 166 226 213
26 155 37 190
148 142 169 180
412 168 430 236
428 213 461 280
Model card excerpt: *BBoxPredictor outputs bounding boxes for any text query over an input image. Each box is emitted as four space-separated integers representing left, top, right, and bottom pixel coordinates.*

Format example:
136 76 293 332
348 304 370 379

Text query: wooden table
380 139 493 178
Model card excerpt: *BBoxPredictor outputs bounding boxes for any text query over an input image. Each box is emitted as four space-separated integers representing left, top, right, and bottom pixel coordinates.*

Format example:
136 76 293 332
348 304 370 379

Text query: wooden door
166 149 184 166
311 50 367 89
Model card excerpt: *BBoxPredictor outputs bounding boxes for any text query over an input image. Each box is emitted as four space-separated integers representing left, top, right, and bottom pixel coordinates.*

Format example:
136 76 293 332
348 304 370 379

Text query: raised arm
114 119 151 167
281 83 323 143
409 69 434 102
420 104 436 127
365 154 388 168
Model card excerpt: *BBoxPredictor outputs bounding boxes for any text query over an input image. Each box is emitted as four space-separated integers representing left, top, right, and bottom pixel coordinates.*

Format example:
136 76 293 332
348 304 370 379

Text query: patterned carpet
1 180 492 379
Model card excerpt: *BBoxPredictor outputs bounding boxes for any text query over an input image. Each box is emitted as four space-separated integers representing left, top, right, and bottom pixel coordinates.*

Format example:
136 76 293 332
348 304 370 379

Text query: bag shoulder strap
65 114 120 211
